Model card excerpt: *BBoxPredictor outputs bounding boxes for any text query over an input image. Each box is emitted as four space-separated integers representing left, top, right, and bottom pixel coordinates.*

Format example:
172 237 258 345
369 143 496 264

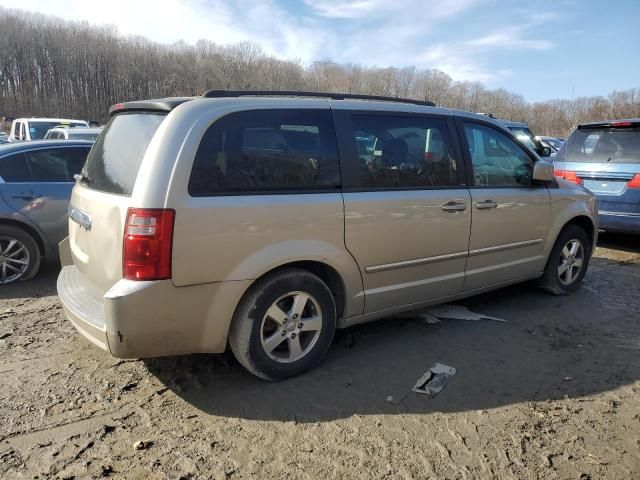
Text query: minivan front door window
464 123 534 187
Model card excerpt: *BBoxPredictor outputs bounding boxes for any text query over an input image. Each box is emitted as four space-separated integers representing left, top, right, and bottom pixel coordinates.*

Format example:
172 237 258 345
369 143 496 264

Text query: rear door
335 110 471 314
0 146 91 249
458 120 550 290
68 112 166 292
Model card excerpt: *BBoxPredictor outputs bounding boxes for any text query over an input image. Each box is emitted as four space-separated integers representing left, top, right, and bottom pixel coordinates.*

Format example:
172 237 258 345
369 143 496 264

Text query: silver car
0 140 93 283
57 91 598 380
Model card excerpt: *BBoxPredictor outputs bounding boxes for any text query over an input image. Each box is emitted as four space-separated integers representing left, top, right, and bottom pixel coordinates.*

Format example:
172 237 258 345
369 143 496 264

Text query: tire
0 225 41 285
229 268 337 381
538 224 591 295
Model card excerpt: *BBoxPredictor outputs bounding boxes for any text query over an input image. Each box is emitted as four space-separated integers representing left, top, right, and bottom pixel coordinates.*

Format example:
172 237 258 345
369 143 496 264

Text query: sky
1 0 639 102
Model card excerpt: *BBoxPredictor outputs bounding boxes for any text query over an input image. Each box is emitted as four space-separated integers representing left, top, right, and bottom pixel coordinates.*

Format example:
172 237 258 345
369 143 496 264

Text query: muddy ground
1 233 639 479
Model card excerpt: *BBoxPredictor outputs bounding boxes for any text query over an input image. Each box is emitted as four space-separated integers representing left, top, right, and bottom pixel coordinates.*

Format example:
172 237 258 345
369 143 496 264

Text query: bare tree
0 6 638 137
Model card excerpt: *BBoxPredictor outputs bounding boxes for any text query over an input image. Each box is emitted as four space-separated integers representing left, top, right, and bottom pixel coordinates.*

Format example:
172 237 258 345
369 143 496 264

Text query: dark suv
553 119 640 234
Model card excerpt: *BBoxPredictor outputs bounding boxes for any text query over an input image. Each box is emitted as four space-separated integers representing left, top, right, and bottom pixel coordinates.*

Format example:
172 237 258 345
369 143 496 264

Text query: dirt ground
1 233 639 480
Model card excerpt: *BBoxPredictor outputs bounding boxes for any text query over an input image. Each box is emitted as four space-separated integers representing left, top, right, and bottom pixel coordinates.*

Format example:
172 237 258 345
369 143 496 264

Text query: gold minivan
57 91 598 380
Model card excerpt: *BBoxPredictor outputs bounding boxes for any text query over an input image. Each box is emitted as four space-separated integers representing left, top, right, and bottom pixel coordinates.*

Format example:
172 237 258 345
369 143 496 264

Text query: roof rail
201 90 436 107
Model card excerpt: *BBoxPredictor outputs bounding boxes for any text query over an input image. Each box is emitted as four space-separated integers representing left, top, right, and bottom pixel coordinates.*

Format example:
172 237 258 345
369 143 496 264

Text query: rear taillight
628 173 640 188
554 169 582 185
123 208 175 281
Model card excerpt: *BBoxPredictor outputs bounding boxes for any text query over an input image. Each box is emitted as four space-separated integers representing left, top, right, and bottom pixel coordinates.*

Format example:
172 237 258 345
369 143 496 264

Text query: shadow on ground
3 235 638 423
146 254 640 422
597 231 640 254
0 263 59 300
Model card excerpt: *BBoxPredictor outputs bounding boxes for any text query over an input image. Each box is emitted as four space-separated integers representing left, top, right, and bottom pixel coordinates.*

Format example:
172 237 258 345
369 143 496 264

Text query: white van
9 118 89 142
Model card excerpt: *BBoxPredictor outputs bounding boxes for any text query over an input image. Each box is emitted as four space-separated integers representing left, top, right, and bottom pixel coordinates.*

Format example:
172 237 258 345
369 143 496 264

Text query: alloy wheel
558 239 584 286
0 237 31 284
260 291 323 363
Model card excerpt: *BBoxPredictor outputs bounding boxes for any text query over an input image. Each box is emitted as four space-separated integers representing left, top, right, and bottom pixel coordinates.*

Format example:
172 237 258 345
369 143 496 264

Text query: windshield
70 132 100 141
544 138 564 150
565 127 640 163
82 113 165 195
509 127 541 154
28 121 86 139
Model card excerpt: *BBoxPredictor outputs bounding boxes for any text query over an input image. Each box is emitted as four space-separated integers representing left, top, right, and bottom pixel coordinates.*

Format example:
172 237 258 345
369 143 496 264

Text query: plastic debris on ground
422 305 507 323
412 363 457 398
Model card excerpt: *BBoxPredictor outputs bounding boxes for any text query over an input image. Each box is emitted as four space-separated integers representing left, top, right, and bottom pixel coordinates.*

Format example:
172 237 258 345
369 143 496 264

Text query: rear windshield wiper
74 173 93 185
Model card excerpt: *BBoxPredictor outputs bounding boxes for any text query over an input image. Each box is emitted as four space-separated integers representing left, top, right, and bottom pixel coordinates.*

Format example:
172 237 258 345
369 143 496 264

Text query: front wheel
538 225 591 295
229 268 337 381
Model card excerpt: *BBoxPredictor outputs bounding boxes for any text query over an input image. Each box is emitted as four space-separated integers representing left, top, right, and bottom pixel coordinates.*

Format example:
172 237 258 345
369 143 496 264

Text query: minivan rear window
565 127 640 163
82 113 165 195
189 109 340 195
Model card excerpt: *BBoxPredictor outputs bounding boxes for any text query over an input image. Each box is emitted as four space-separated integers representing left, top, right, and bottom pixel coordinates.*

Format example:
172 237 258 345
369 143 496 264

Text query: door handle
12 192 42 200
441 201 467 212
476 200 498 209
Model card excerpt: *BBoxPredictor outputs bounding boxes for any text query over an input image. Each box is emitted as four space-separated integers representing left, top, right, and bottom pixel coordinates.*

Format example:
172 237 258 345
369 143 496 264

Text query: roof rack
201 90 435 107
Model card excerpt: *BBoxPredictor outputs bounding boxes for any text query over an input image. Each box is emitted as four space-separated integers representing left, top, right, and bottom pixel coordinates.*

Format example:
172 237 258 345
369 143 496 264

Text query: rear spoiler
109 97 196 116
578 120 640 129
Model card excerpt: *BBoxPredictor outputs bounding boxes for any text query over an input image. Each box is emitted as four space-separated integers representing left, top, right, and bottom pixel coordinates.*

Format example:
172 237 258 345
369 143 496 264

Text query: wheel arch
241 260 348 321
563 215 596 250
0 218 46 257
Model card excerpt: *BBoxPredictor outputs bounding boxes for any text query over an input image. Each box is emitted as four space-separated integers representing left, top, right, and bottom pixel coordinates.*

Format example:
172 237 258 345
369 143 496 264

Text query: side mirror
533 160 554 182
540 146 552 157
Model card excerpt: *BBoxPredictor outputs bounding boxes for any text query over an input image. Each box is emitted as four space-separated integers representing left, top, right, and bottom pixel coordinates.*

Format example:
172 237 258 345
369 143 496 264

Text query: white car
44 126 103 142
9 118 88 142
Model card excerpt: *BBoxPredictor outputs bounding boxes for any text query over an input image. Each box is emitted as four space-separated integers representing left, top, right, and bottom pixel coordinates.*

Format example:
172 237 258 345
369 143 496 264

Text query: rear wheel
0 226 41 284
539 225 591 295
229 268 336 381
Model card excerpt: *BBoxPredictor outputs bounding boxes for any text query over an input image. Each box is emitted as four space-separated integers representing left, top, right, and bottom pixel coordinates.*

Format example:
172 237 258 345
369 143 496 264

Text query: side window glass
64 148 91 177
189 109 340 195
350 115 459 188
463 123 534 187
26 149 72 182
0 153 32 182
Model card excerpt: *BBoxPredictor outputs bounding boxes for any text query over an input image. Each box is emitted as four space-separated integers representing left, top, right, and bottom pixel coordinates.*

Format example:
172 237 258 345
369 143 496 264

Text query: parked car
44 126 103 142
0 140 93 283
9 118 89 142
538 136 565 151
0 132 9 145
477 115 552 159
553 119 640 234
539 139 559 157
57 91 597 380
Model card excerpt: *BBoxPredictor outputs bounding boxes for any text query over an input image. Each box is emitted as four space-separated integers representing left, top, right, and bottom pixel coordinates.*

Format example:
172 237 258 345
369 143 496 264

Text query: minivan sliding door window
347 114 460 189
188 109 340 195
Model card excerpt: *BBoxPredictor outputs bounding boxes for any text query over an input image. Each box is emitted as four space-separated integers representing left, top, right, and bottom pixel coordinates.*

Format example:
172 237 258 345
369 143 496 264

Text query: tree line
1 7 638 137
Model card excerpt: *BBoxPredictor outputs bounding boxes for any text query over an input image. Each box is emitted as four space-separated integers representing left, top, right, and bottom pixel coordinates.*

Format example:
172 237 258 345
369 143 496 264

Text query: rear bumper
599 212 640 234
57 266 251 358
57 266 109 351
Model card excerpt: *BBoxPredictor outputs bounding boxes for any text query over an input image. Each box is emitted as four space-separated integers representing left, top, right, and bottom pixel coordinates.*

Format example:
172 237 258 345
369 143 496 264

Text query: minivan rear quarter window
565 126 640 163
82 113 166 195
189 109 340 195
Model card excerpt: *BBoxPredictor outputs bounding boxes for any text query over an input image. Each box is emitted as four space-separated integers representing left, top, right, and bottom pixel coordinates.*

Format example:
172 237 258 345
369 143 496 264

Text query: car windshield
509 127 540 153
29 121 86 139
565 127 640 163
544 138 564 150
70 132 100 141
